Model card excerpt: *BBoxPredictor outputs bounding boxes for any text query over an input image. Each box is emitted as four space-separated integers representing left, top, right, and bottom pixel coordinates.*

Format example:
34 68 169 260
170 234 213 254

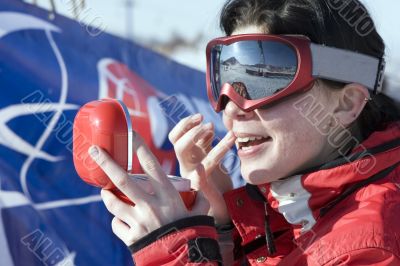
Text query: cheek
222 113 233 130
266 107 324 153
276 115 327 158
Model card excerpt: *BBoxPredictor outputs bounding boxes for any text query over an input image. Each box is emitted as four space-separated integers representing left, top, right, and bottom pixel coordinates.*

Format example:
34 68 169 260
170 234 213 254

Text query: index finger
168 114 203 144
132 133 177 196
88 145 148 204
201 131 236 176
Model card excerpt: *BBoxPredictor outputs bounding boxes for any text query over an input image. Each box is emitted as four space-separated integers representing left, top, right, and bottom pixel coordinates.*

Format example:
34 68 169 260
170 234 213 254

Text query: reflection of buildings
245 65 296 78
222 57 295 78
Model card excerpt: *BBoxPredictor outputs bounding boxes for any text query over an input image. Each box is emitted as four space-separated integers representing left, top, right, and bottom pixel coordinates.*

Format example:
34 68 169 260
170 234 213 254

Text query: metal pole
71 0 78 19
49 0 56 20
125 0 134 41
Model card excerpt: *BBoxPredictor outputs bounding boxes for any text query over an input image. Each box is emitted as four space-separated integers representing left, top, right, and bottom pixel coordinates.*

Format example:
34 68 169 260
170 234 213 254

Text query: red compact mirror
73 99 196 209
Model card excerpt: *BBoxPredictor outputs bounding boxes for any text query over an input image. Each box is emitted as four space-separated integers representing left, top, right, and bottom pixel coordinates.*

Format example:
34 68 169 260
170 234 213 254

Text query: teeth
237 136 265 143
235 136 269 150
242 146 253 151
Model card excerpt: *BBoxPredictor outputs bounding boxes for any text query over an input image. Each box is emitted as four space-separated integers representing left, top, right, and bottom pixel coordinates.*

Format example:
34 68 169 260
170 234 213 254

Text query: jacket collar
256 122 400 233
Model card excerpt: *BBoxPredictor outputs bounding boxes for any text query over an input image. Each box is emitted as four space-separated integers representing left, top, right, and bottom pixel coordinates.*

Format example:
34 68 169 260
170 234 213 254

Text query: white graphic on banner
98 58 147 117
0 12 98 266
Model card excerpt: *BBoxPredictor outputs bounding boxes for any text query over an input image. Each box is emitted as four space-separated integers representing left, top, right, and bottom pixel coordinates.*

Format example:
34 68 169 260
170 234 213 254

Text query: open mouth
236 136 272 150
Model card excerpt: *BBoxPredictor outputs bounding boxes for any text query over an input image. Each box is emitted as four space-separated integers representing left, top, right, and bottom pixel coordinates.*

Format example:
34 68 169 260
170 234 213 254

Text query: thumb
191 191 210 216
189 165 210 215
190 164 222 212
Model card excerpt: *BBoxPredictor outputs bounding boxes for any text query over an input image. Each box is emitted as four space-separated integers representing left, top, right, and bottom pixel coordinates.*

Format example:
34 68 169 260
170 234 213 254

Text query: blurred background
23 0 226 71
22 0 400 102
22 0 400 71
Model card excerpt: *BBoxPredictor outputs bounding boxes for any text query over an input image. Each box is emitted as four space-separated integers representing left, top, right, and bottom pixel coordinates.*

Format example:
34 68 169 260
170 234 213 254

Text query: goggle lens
210 40 298 103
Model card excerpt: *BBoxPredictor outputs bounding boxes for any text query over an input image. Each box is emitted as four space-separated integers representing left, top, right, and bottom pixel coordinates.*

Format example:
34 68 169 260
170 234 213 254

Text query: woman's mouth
235 135 272 158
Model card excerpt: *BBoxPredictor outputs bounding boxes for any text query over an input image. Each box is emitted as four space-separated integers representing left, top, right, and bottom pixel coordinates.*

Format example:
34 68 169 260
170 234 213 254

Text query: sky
23 0 400 102
24 0 399 67
220 41 298 67
26 0 227 70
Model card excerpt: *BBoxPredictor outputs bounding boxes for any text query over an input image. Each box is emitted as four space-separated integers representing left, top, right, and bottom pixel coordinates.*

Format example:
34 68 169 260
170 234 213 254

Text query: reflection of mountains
222 56 296 78
222 56 240 66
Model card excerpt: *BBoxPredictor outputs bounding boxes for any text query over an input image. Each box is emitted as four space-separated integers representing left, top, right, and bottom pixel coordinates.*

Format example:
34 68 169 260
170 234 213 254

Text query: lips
235 134 272 150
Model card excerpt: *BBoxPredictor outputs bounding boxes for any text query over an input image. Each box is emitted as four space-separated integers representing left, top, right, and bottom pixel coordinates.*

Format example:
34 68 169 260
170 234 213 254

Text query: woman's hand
89 130 235 246
169 114 236 224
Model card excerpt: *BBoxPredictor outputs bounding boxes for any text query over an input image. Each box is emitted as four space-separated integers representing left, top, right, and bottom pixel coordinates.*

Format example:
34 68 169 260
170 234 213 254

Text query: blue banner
0 1 241 265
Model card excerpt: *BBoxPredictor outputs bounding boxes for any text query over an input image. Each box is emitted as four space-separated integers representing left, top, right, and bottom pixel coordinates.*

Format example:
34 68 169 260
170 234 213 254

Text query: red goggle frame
206 34 385 112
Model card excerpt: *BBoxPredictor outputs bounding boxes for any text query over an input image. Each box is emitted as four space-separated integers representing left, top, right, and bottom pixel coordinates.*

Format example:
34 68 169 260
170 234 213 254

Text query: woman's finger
190 165 230 225
196 127 215 152
191 189 210 216
89 145 148 204
111 217 131 245
201 131 236 176
101 189 138 225
132 134 176 197
174 123 213 157
111 217 150 246
111 217 148 246
189 167 210 215
168 114 203 144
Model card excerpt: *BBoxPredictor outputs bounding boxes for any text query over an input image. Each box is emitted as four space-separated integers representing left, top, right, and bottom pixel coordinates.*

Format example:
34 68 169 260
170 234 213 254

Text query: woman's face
223 26 339 184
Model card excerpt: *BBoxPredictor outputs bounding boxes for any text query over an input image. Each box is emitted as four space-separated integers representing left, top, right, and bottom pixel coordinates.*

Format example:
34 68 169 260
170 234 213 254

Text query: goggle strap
310 43 382 92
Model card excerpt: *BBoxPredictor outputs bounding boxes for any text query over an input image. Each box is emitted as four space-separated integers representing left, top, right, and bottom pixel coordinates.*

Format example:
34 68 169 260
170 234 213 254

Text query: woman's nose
223 100 254 120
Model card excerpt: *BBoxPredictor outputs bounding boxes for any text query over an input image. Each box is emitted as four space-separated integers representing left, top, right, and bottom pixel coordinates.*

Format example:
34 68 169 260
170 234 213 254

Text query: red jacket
130 122 400 265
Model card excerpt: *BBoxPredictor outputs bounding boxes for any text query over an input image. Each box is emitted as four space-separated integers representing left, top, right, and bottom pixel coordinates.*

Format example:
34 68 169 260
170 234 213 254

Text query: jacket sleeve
130 215 223 265
325 248 400 266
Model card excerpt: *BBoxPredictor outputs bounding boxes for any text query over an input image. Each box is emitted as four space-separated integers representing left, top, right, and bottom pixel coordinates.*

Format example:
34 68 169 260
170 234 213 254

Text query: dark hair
220 0 400 140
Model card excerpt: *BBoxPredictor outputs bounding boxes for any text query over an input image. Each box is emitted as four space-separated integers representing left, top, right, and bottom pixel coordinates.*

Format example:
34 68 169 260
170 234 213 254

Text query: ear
333 83 370 127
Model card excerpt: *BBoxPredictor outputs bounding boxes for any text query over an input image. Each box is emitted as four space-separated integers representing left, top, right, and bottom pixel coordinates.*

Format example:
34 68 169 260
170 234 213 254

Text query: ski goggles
206 34 386 112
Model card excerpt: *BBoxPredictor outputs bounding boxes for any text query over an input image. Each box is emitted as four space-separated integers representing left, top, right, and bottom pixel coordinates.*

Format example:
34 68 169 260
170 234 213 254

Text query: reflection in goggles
232 82 250 99
214 41 298 100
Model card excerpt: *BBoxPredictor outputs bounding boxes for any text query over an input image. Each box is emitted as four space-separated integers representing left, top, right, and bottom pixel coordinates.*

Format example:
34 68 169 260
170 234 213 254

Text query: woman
89 0 400 265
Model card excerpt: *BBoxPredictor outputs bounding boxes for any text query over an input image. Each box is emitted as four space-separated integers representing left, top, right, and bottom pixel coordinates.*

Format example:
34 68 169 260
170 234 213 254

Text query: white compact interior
129 174 191 193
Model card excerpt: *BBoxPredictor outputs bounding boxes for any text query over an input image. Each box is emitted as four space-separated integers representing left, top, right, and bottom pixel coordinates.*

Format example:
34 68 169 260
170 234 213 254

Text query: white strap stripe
310 43 381 90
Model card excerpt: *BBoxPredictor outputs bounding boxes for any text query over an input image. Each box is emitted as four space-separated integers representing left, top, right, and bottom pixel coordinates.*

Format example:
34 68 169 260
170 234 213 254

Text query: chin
241 167 281 185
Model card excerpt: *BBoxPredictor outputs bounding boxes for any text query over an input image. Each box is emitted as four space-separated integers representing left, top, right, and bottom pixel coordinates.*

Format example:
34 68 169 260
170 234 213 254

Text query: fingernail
89 145 99 158
101 189 110 198
192 113 202 122
203 123 213 130
227 131 236 141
